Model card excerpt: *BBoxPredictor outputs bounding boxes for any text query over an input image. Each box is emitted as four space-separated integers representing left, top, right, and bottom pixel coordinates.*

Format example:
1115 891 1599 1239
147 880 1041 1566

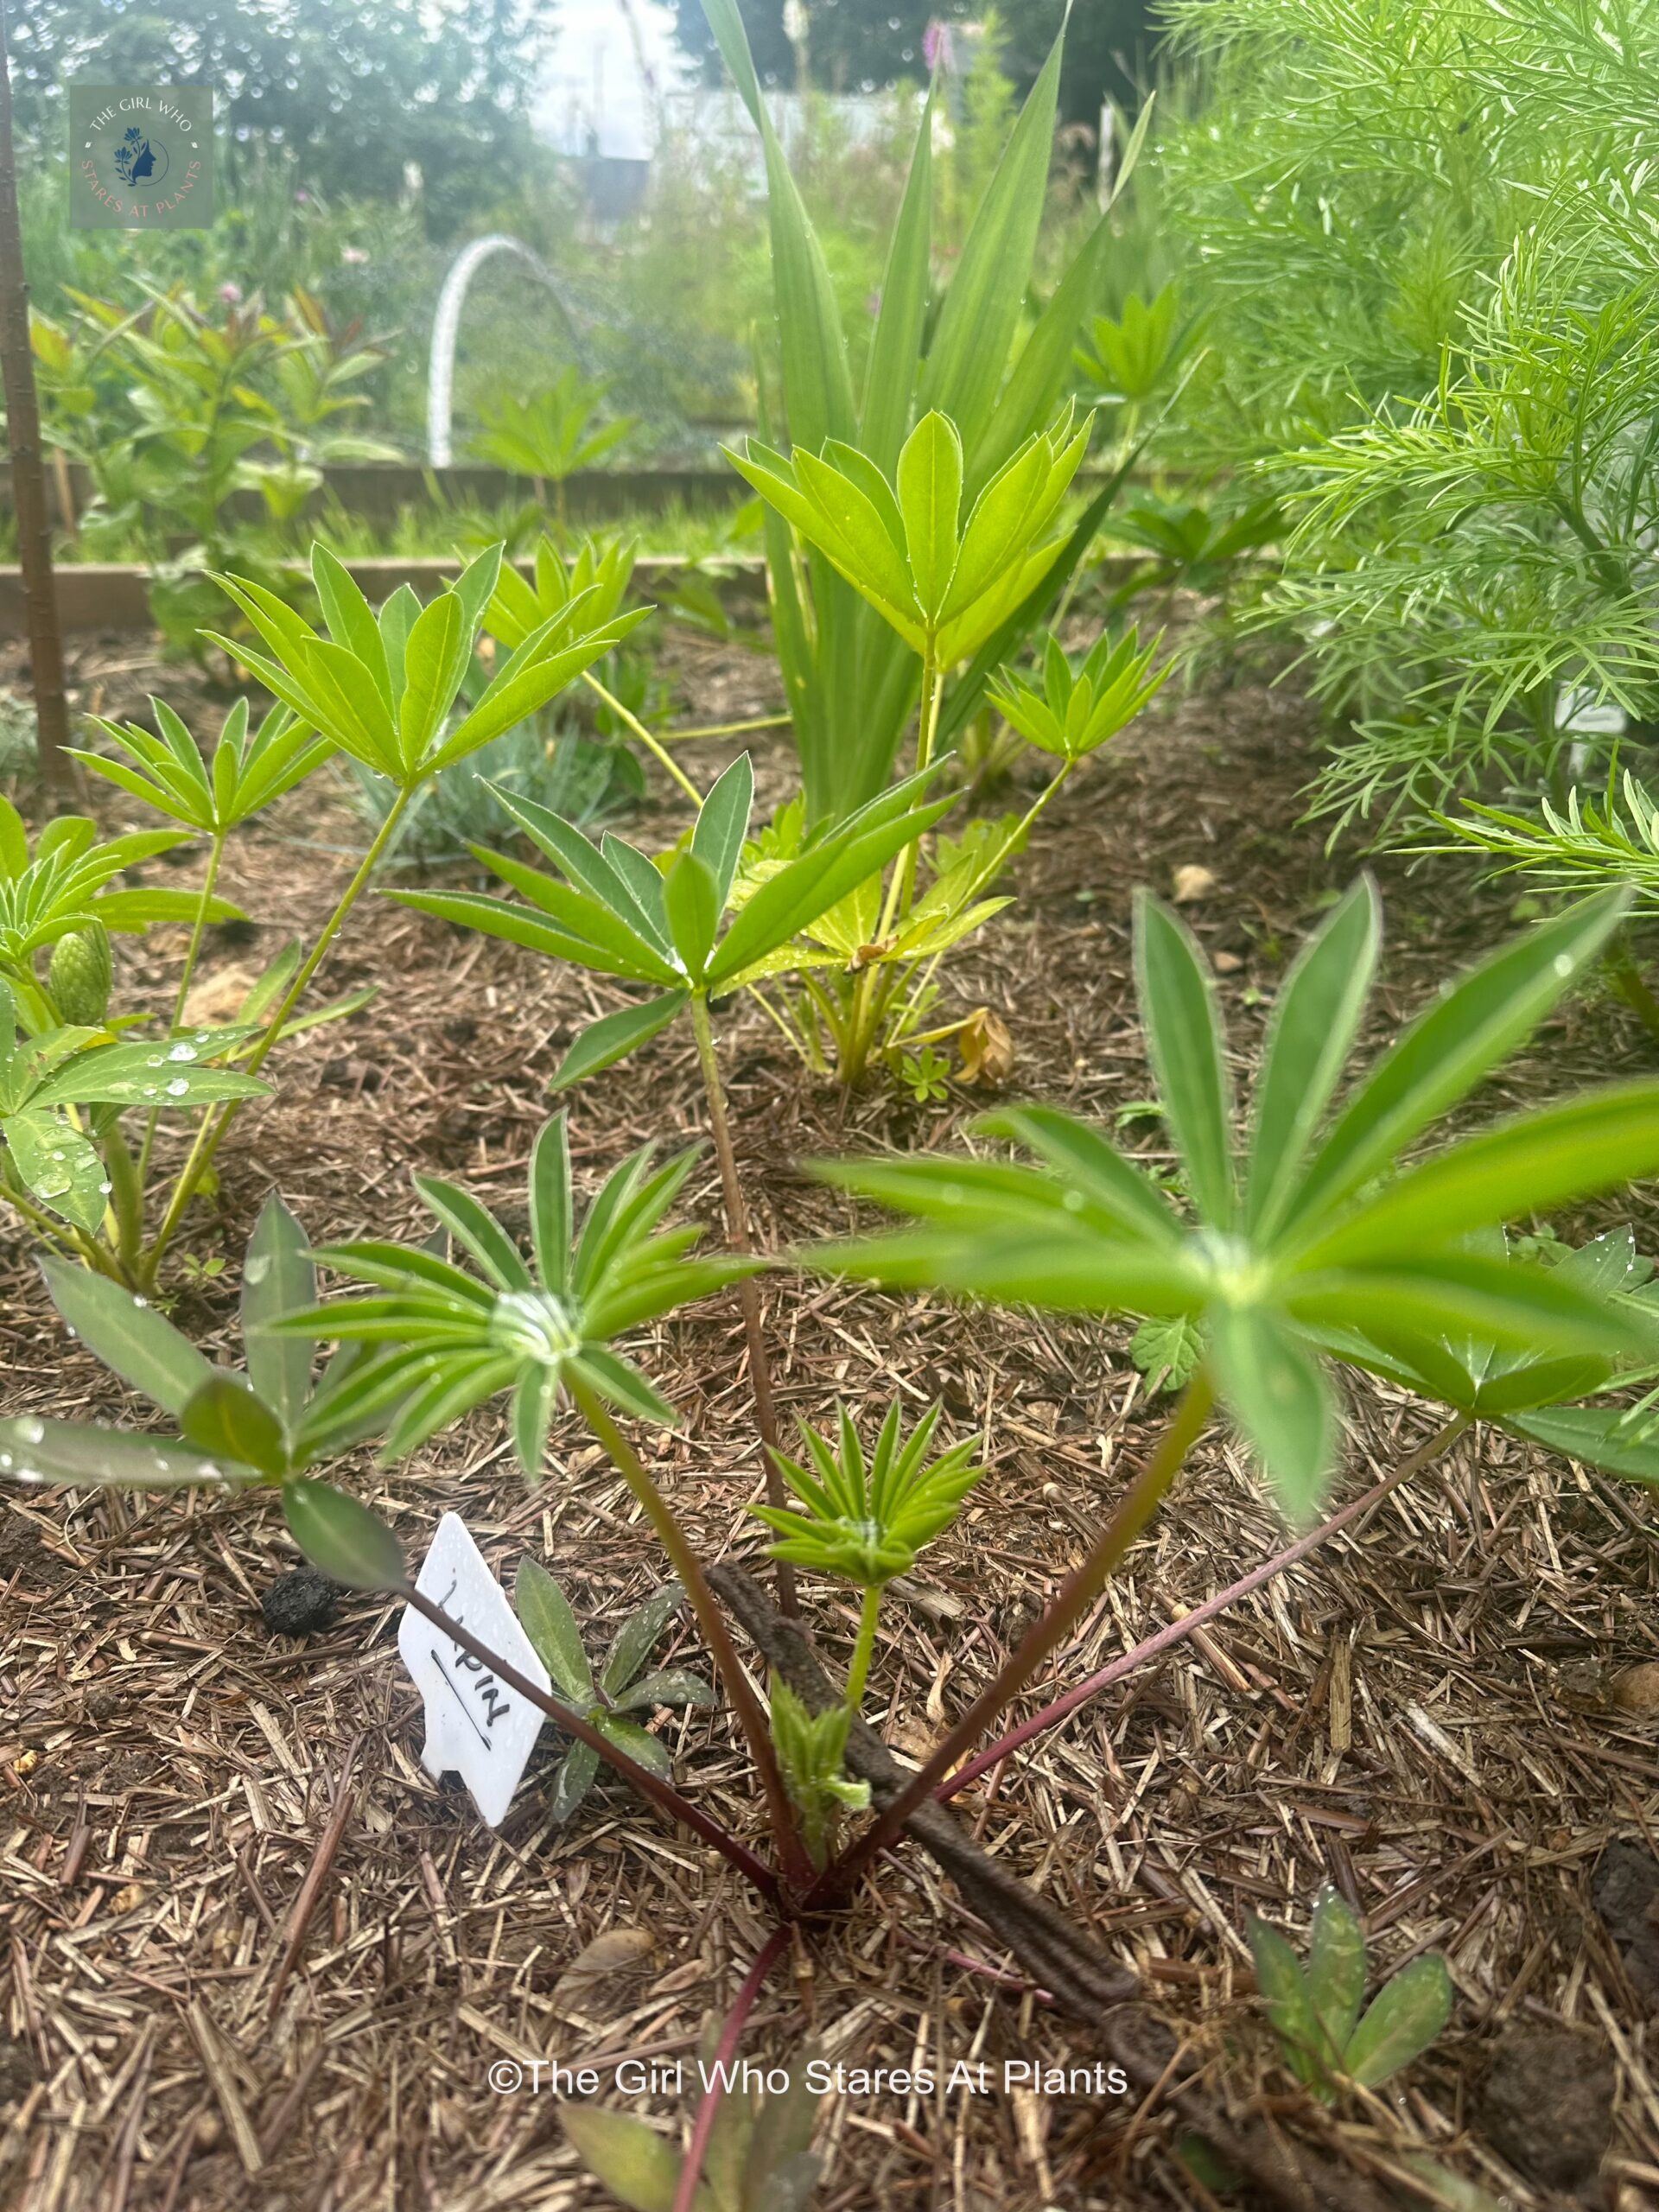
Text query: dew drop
132 1295 148 1308
166 1077 189 1096
167 1043 199 1062
245 1255 271 1285
1553 953 1573 976
17 1418 43 1444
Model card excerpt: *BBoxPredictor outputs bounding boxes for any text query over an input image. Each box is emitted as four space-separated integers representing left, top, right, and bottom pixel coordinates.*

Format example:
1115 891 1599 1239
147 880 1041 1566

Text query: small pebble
261 1566 339 1637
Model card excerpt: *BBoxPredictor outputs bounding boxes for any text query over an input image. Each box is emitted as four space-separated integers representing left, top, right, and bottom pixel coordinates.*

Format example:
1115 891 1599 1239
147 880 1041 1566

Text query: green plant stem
689 990 797 1618
568 1371 816 1892
810 1370 1216 1904
143 787 415 1282
845 1586 882 1707
1607 945 1659 1048
669 1924 793 2212
940 1408 1471 1799
582 671 705 806
402 1583 780 1904
664 712 791 742
137 826 226 1185
0 1179 99 1264
876 650 941 944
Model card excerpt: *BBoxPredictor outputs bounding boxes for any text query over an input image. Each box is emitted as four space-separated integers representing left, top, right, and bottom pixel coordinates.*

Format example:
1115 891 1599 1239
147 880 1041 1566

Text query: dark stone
261 1565 339 1638
1593 1840 1659 2008
0 2033 35 2112
1477 2023 1614 2190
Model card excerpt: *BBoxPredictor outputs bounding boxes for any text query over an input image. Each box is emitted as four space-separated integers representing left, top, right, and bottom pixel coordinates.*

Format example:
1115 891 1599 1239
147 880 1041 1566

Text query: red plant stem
940 1408 1471 1802
569 1376 817 1892
809 1373 1215 1904
670 1925 792 2212
400 1585 781 1905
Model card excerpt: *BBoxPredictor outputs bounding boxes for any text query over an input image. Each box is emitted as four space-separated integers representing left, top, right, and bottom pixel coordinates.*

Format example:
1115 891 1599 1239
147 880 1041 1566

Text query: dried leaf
1172 863 1216 903
549 1926 660 2025
181 963 261 1026
957 1006 1015 1085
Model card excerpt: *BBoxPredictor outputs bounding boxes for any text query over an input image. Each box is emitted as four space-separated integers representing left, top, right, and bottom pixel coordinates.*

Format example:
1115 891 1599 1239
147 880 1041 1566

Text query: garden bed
3 626 1656 2211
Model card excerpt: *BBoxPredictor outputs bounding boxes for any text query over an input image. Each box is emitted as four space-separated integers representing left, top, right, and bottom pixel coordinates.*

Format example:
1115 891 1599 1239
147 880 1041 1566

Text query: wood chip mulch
3 620 1657 2210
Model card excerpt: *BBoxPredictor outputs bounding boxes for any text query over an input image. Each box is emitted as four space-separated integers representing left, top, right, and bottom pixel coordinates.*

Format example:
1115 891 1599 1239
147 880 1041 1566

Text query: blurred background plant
1157 0 1659 842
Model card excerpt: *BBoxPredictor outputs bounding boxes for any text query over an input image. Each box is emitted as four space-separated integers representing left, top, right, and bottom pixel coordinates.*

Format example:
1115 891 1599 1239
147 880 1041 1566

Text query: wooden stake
0 0 71 798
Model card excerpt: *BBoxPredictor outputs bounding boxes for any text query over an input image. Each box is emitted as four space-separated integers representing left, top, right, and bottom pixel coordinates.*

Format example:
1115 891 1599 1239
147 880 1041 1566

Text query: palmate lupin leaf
1324 1224 1659 1487
273 1113 757 1476
73 695 334 836
200 543 645 792
483 532 637 653
514 1560 713 1821
754 1400 983 1586
0 797 245 987
0 1193 392 1490
810 879 1659 1517
1249 1885 1452 2102
988 627 1169 761
391 753 955 1088
728 409 1090 671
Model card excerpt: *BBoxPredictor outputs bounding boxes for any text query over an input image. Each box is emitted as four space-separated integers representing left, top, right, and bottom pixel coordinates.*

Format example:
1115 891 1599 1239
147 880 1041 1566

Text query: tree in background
11 0 553 233
672 0 1159 120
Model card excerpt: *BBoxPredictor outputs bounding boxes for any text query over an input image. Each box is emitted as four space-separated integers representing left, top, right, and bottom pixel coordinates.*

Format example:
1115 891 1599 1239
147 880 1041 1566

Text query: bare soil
3 621 1657 2211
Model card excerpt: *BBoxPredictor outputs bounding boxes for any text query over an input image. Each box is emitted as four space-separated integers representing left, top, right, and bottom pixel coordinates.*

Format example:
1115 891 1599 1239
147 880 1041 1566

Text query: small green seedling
1248 1885 1452 2101
1331 1224 1659 1486
472 367 637 495
391 752 952 1087
768 1683 870 1870
514 1561 713 1820
988 626 1168 764
561 2022 823 2212
755 1400 983 1703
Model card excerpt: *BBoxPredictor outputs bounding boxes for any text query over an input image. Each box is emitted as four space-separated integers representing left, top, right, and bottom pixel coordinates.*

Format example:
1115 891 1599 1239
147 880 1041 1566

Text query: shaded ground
3 620 1658 2211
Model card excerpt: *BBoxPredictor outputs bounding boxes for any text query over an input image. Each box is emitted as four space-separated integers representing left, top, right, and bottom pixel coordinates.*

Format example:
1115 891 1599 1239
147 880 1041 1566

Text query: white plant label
398 1512 550 1827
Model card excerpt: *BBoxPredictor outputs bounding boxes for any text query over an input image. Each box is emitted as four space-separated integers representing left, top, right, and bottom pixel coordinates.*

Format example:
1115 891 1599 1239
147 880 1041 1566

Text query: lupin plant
513 1563 714 1822
268 1112 816 1883
137 542 641 1278
732 619 1166 1090
791 879 1659 1878
1249 1885 1452 2104
755 1401 984 1706
389 750 954 1556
